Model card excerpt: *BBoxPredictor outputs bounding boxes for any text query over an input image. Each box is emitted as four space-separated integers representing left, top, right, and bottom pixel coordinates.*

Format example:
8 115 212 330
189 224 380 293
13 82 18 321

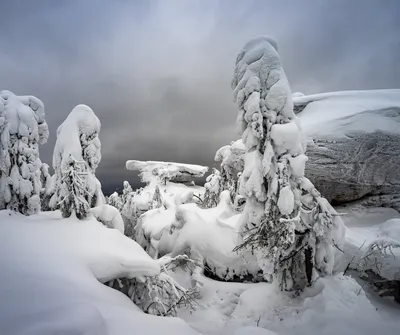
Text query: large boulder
295 89 400 211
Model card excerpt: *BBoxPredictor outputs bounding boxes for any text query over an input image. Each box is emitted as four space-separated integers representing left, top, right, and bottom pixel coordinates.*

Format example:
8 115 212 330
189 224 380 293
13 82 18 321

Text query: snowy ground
0 207 399 335
176 206 400 335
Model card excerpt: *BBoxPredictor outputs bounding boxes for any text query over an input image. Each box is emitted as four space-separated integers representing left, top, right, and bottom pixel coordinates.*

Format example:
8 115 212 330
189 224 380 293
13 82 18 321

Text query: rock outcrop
295 90 400 211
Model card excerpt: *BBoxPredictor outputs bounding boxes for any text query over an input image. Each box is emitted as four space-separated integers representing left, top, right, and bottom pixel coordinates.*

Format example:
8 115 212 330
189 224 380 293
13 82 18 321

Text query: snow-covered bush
107 255 199 317
51 104 104 219
0 91 49 215
232 37 343 291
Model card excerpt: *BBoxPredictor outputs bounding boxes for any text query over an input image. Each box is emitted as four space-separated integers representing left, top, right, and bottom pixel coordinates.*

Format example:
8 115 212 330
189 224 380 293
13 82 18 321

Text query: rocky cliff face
295 90 400 211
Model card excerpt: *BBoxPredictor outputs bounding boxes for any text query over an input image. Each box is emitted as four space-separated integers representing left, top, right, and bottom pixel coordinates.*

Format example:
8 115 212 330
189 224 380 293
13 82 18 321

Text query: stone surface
295 90 400 211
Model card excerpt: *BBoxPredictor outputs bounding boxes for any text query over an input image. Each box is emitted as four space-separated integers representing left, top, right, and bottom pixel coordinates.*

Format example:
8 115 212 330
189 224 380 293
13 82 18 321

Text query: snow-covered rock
126 160 208 184
295 89 400 211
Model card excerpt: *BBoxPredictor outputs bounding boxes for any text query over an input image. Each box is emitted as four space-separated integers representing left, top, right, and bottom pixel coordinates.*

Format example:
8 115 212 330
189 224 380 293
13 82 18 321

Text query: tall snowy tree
232 37 342 291
0 91 49 215
51 104 104 219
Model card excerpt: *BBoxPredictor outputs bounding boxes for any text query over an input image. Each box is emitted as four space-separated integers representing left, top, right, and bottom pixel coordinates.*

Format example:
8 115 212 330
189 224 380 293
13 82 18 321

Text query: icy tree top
126 160 208 184
0 90 49 144
232 36 295 138
53 104 101 172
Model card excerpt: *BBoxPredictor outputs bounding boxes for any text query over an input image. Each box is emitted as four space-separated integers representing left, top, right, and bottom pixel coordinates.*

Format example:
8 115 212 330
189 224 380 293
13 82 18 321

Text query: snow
178 270 399 335
277 186 294 215
1 206 400 335
0 210 202 335
270 121 303 155
294 89 400 139
91 204 125 234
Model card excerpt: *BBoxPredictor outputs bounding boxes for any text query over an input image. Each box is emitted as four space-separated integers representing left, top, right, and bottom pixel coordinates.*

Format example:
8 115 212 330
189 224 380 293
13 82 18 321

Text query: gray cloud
1 0 399 193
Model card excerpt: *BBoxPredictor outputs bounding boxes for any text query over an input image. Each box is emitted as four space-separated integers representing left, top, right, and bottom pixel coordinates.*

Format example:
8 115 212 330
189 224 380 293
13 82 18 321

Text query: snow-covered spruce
107 191 123 211
39 163 53 211
215 139 246 210
232 37 343 291
203 168 224 208
51 104 104 219
0 91 49 215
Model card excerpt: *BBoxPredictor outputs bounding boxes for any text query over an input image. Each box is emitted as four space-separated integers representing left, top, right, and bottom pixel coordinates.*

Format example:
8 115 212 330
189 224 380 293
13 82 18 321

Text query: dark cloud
1 0 399 193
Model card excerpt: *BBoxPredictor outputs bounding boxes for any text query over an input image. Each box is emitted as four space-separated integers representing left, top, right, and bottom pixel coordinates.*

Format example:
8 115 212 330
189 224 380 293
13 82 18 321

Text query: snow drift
0 210 202 335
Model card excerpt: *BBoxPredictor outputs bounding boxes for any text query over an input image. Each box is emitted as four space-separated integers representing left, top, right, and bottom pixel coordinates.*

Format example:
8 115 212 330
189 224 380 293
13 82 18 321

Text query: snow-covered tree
215 139 245 210
0 91 49 215
232 37 342 291
108 191 123 211
39 163 53 211
121 181 133 204
51 104 104 219
203 168 224 208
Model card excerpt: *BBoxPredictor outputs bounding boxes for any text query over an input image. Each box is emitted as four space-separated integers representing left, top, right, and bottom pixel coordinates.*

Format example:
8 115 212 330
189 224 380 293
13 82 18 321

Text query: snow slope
0 210 200 335
295 89 400 209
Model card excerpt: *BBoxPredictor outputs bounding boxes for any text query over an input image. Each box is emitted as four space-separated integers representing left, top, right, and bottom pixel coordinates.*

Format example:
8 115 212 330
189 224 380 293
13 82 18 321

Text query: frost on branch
51 104 104 219
232 37 343 291
0 91 49 215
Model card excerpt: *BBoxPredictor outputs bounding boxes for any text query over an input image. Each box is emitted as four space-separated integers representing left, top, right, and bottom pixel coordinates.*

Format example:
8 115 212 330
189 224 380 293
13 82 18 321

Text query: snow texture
51 104 104 219
295 89 400 210
0 91 49 215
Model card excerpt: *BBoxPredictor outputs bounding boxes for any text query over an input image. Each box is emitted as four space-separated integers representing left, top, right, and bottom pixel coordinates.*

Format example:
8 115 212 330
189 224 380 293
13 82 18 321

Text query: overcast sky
1 0 399 193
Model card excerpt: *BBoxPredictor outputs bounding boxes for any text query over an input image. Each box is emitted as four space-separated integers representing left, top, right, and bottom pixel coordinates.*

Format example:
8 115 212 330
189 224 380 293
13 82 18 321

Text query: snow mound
126 160 208 183
91 204 125 234
228 275 399 335
0 210 201 335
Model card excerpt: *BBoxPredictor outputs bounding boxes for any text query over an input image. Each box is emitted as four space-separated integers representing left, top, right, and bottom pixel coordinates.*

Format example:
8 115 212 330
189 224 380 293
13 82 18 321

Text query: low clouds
1 0 399 192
